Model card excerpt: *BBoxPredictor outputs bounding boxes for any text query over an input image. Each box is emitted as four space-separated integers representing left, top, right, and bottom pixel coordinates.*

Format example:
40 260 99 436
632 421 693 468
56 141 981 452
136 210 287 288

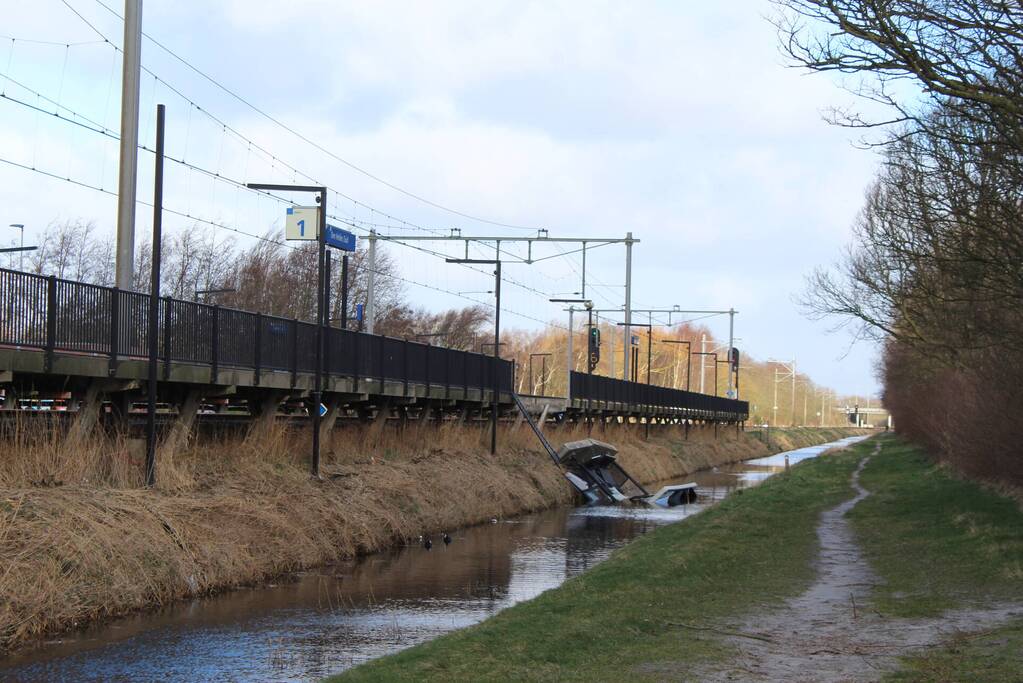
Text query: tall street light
692 352 718 396
660 339 691 391
529 352 552 396
8 224 25 270
448 257 502 455
551 298 594 402
617 321 652 438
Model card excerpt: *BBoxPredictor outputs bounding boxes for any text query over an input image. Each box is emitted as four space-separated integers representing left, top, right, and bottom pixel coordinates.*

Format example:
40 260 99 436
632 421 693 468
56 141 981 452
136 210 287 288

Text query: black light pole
195 287 236 302
529 352 552 396
0 246 37 255
448 258 501 455
246 182 327 477
617 321 653 437
413 332 447 346
716 359 731 398
340 254 349 330
550 297 592 411
145 103 166 488
661 339 692 391
692 352 719 396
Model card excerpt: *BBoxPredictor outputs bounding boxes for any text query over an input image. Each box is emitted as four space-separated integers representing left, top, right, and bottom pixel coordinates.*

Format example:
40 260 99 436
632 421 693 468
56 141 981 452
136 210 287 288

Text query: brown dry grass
0 417 858 653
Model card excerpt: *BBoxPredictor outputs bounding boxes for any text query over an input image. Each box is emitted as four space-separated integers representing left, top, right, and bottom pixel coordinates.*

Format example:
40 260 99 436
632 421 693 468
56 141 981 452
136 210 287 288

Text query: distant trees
23 222 491 351
29 220 113 284
780 0 1023 481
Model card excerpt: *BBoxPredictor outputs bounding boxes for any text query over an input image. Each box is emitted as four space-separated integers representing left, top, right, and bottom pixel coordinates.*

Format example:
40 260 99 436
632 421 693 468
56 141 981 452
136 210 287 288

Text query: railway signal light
588 326 601 371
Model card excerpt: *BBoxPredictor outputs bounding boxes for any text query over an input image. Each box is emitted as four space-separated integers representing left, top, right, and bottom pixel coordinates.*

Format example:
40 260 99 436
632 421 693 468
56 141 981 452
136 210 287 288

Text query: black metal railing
0 267 513 394
570 371 749 421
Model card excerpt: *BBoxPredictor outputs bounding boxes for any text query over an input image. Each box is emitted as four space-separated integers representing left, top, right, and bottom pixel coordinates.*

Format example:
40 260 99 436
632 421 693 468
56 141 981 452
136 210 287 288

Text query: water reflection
0 436 867 682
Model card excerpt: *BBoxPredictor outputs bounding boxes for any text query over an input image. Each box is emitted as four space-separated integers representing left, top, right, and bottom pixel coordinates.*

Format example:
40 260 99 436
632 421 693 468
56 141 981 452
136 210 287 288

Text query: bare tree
30 220 113 284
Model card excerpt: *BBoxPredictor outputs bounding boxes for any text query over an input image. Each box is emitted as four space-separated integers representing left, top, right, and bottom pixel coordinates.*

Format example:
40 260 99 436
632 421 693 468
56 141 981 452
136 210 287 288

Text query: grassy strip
886 618 1023 682
851 435 1023 618
848 436 1023 681
330 439 873 682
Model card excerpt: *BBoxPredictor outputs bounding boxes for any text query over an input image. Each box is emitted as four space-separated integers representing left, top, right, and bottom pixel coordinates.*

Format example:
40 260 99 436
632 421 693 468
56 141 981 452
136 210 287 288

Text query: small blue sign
355 303 364 321
631 335 640 346
319 403 328 418
324 224 356 251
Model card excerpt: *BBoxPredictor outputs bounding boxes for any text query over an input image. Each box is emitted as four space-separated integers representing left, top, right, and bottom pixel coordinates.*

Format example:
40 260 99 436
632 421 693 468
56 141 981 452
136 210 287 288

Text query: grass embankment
334 434 1023 682
0 416 852 653
332 438 873 682
849 437 1023 681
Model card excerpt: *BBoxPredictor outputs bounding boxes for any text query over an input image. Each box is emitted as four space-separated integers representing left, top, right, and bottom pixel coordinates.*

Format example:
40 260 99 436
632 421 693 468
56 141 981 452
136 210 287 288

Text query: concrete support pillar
367 401 391 442
247 391 286 439
511 403 525 433
161 388 202 456
318 395 342 453
537 403 550 435
67 381 106 444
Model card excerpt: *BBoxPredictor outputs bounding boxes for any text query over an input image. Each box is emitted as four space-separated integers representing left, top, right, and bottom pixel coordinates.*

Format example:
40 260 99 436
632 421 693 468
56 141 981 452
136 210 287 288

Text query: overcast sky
0 0 883 395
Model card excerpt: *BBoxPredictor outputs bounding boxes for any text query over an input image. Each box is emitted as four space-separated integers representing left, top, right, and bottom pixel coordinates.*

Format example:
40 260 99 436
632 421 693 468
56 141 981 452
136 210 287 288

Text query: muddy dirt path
699 442 1023 682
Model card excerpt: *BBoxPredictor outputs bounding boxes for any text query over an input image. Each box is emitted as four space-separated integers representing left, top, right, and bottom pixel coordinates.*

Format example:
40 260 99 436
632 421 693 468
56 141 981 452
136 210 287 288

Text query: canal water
0 435 868 682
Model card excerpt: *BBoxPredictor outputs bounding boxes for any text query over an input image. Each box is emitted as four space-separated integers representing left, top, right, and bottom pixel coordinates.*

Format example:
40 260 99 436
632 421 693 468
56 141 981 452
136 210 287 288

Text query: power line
86 0 543 232
6 20 586 329
0 77 571 319
16 18 594 311
0 154 564 329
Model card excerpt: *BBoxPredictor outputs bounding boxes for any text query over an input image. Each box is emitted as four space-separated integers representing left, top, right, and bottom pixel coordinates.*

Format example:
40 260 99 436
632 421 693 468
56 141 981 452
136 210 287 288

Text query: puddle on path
0 436 868 682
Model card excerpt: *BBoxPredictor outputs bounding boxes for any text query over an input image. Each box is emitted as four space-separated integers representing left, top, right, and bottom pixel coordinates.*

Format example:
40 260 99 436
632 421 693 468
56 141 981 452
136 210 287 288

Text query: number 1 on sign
297 219 305 237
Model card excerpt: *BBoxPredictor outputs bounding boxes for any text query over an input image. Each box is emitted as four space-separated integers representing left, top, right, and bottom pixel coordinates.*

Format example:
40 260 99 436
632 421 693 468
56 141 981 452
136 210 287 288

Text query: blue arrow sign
324 224 356 251
319 403 328 417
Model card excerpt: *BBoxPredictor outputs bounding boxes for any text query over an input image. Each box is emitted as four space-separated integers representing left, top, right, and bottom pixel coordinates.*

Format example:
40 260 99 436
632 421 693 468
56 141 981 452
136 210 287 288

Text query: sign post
246 185 330 478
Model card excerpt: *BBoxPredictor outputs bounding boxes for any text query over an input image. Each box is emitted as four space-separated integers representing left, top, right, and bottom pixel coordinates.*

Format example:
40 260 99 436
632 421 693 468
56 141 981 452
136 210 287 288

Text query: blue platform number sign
324 224 357 251
285 206 319 241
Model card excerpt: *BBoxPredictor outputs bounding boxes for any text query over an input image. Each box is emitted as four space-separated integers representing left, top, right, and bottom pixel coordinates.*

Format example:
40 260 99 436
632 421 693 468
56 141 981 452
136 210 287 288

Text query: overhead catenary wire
9 15 599 331
0 154 565 330
0 78 573 314
10 21 595 308
84 0 543 232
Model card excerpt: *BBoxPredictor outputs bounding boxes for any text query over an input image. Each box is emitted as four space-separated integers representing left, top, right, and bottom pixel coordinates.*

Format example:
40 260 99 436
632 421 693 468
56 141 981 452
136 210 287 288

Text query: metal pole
773 367 778 426
609 316 615 378
491 260 501 455
700 334 706 393
145 103 164 488
116 0 142 290
340 254 349 330
727 308 735 398
587 307 594 376
623 232 633 381
790 359 796 427
366 230 377 333
803 384 808 426
645 325 652 439
311 189 326 478
529 355 534 395
566 306 574 399
581 241 586 299
685 342 691 392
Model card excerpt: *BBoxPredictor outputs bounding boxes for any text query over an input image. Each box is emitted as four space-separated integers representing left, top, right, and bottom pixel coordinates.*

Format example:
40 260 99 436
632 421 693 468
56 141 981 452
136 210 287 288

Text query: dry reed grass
0 416 857 653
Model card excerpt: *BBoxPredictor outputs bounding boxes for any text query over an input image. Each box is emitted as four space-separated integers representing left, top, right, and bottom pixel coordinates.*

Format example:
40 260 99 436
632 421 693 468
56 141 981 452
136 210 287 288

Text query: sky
0 0 884 396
